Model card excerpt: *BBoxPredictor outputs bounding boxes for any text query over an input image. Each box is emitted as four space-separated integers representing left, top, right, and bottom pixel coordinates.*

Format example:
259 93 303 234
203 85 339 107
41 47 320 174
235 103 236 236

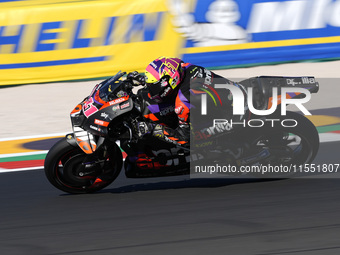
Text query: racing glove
134 121 154 138
127 71 145 86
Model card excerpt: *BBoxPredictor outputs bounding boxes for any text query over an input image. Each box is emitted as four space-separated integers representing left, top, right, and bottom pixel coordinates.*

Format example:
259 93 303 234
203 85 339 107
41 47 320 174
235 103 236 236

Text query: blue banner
174 0 340 67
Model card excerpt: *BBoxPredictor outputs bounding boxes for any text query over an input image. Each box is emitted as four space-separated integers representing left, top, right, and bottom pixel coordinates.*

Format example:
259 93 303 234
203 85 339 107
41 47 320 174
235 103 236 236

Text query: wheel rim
54 149 118 192
258 131 314 165
55 150 90 190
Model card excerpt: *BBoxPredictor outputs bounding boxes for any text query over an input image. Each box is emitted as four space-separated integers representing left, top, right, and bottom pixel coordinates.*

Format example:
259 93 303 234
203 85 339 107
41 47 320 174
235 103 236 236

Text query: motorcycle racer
44 63 320 193
128 56 249 148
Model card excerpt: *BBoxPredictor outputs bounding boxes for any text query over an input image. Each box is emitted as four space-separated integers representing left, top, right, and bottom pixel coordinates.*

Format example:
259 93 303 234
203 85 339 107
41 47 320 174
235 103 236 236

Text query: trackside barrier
1 0 340 86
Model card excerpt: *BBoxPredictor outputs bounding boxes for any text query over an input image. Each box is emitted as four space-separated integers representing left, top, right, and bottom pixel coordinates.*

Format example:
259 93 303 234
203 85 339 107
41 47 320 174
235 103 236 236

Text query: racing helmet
145 57 184 102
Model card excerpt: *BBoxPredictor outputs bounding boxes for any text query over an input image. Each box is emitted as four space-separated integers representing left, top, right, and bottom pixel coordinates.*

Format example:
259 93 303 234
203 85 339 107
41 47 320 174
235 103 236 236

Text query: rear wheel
254 111 319 176
44 137 122 194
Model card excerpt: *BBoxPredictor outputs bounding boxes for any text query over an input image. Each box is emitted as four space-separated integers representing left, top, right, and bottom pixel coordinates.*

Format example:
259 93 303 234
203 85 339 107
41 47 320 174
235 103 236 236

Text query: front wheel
44 137 122 194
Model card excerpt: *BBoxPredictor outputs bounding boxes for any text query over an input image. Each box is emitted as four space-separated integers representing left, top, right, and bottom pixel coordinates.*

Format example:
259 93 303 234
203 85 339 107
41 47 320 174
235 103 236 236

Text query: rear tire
253 111 319 177
272 111 319 165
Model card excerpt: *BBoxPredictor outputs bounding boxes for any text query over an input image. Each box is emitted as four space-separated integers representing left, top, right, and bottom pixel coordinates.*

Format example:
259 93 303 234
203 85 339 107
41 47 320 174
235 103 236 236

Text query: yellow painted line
306 115 340 127
0 135 63 155
183 36 340 54
0 114 339 156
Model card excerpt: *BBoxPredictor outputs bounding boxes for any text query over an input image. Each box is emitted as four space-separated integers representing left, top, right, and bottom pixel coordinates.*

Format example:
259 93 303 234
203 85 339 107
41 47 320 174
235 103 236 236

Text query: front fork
65 133 117 181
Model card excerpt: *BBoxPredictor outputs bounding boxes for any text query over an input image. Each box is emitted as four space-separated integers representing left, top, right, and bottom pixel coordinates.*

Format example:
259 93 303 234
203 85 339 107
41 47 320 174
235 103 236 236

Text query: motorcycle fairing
119 133 191 177
70 71 134 154
83 98 134 137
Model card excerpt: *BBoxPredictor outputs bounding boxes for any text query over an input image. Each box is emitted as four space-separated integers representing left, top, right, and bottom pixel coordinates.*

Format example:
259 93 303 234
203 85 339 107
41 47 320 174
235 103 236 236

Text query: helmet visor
147 76 170 101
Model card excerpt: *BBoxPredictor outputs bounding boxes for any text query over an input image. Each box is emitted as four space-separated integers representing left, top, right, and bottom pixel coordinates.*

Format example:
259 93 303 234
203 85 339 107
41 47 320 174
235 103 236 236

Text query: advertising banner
177 0 340 67
0 0 184 85
1 0 340 85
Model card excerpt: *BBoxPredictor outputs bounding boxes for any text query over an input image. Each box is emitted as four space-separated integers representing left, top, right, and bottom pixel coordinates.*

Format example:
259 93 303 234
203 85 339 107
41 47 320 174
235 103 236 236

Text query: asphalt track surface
1 61 340 255
0 140 339 255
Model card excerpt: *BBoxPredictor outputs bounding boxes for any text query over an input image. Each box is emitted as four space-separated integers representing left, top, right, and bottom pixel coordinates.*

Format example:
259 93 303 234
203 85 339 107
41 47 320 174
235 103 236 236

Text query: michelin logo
248 0 340 33
168 0 248 47
168 0 340 48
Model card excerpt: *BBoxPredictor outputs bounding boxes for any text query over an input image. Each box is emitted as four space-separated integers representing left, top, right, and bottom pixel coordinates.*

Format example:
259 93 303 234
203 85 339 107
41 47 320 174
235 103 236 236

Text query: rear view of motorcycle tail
190 76 319 179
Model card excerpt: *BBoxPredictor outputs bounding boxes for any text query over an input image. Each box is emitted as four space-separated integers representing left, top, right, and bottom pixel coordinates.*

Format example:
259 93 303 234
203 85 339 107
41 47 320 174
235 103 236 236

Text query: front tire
44 137 122 194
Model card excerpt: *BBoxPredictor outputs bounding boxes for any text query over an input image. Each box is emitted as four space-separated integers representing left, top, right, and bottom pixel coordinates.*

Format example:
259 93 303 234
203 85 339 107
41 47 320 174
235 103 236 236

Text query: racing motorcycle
44 71 320 194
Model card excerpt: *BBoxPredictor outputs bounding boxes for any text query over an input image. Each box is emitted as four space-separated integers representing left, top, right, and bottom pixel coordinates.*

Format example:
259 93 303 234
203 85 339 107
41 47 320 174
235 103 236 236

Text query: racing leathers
137 62 248 148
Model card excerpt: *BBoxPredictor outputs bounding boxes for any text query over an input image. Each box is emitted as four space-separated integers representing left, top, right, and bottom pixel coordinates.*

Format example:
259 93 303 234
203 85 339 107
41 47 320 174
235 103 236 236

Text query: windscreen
98 71 126 102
